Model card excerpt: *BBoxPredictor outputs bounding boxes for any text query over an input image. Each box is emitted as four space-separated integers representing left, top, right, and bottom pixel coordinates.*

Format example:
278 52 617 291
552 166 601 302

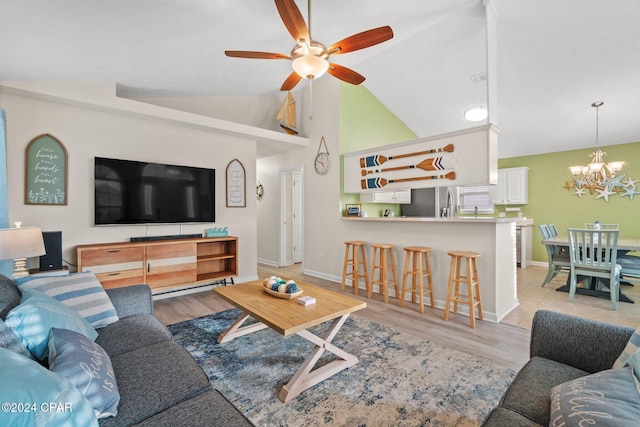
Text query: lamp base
12 258 30 279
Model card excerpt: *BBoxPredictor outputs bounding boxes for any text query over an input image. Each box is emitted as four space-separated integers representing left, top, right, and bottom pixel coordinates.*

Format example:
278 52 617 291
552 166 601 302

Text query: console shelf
77 236 238 295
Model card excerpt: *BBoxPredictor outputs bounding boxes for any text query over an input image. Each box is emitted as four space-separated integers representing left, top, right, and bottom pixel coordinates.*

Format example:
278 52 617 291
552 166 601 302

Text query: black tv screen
94 157 215 225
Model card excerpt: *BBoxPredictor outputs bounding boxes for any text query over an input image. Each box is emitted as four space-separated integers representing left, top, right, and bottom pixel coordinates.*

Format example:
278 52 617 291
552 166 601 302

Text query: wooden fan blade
281 71 302 91
225 51 290 60
328 26 393 55
327 63 365 85
275 0 310 43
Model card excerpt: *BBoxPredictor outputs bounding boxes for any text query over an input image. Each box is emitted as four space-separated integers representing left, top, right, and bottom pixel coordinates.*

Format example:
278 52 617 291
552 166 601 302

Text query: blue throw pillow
16 271 118 328
4 289 98 361
550 367 640 427
49 328 120 419
0 347 98 427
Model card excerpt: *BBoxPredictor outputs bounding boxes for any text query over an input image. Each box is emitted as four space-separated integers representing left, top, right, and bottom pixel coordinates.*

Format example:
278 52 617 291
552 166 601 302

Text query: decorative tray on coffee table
262 288 303 299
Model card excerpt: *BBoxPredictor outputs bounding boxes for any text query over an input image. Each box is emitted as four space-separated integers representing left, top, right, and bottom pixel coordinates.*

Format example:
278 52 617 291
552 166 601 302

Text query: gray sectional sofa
0 273 252 427
482 310 638 426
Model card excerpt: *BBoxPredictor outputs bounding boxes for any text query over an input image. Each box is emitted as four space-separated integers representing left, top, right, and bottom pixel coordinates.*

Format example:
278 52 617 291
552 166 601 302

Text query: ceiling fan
225 0 394 91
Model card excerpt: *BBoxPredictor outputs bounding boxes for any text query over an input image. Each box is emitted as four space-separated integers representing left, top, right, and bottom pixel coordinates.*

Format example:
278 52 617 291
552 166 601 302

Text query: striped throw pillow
16 272 118 328
614 324 640 369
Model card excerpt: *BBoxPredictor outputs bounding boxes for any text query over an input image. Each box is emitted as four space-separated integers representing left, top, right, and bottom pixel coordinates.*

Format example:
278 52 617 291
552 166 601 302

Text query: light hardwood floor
153 263 640 372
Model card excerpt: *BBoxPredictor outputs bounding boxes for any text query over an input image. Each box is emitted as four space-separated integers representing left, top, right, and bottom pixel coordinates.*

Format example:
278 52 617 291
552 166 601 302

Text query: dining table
542 235 640 303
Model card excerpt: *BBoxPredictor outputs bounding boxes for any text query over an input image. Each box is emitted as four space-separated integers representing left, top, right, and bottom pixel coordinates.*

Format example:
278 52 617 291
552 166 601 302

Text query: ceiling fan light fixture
464 106 488 122
292 54 329 79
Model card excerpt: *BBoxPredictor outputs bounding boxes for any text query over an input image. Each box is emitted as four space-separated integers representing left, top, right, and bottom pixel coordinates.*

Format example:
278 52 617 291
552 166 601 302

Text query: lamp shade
0 226 46 260
292 55 329 80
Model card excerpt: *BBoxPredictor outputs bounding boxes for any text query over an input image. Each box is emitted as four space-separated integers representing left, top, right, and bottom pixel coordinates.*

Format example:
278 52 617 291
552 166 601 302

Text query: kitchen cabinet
360 189 411 204
491 167 529 204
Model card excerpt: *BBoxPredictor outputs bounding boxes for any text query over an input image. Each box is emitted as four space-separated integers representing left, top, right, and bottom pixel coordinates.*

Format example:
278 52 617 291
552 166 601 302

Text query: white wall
256 78 343 278
0 90 258 282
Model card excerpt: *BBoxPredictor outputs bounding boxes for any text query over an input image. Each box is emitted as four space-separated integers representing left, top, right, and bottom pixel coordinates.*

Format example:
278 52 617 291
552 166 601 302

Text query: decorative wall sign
226 159 246 207
343 125 500 194
25 134 68 205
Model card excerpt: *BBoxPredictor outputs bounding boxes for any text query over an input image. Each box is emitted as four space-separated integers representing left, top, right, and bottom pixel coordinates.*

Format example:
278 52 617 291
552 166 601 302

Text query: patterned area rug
168 309 515 426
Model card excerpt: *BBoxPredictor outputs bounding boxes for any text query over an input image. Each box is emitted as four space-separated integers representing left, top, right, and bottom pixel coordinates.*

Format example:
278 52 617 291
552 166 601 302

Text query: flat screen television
94 157 215 225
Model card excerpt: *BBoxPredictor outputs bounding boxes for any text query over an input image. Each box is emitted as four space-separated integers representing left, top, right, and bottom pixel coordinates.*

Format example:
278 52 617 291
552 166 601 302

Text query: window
459 185 494 214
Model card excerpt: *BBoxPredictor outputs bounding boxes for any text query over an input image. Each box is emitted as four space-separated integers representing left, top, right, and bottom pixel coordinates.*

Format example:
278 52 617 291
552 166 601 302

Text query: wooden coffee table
214 280 367 402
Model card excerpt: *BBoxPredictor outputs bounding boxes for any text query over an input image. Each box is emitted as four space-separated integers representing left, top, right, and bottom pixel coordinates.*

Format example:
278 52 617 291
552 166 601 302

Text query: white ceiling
1 0 639 158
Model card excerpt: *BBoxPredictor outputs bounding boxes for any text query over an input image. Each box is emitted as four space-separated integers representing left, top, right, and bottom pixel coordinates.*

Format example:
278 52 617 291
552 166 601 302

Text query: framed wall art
226 159 246 207
25 134 68 205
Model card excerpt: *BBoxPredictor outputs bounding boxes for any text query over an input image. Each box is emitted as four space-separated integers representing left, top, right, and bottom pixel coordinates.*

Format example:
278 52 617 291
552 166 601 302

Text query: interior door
292 170 303 263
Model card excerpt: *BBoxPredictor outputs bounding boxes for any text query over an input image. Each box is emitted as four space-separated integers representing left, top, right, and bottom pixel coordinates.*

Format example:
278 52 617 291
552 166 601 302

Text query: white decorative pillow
49 328 120 419
16 271 118 328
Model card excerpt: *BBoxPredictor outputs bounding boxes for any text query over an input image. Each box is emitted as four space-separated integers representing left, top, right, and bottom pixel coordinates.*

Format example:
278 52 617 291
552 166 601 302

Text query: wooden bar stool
341 241 369 295
400 246 434 313
443 251 483 328
369 243 399 303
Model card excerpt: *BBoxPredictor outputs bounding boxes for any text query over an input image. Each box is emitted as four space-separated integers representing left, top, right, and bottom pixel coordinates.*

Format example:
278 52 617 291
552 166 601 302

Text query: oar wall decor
361 171 456 189
359 143 454 168
361 155 456 176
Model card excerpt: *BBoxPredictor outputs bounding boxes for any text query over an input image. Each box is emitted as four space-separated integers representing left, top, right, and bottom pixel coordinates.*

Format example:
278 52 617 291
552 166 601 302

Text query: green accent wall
339 83 418 217
498 141 640 262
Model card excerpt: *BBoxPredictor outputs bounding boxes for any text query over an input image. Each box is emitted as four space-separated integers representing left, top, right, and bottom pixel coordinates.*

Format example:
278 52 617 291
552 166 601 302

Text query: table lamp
0 222 46 279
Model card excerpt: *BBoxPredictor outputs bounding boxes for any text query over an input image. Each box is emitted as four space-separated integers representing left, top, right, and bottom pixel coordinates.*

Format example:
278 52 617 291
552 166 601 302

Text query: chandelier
567 101 626 199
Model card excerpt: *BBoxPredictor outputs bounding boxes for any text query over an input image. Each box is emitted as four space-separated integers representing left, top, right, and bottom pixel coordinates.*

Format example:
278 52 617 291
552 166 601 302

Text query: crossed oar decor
359 143 454 167
359 143 456 190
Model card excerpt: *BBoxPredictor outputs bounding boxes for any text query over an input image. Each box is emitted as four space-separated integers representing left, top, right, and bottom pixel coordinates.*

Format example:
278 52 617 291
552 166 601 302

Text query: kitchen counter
342 216 519 223
339 216 520 322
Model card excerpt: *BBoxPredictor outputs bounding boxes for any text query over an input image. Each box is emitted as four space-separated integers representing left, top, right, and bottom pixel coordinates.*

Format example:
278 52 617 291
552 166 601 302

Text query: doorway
279 166 304 266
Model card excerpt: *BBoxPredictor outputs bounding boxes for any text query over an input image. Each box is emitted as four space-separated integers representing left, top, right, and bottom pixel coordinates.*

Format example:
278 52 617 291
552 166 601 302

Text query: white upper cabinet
360 189 412 204
491 167 529 204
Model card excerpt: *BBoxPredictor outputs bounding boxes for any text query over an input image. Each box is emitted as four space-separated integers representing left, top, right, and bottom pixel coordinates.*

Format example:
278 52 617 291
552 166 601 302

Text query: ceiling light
464 106 488 122
292 55 329 80
291 41 329 80
567 101 631 201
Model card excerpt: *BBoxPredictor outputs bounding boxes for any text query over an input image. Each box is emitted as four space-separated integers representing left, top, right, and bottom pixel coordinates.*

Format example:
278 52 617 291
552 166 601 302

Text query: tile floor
503 264 640 329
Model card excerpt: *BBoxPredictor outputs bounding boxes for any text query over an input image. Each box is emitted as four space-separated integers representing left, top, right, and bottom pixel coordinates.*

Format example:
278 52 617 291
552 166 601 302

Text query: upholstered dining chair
567 228 621 310
540 224 570 287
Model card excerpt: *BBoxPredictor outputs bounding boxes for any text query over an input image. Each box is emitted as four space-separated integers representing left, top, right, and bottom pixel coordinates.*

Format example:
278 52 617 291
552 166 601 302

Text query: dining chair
584 223 620 230
539 224 570 287
548 224 559 237
539 224 551 239
567 228 621 310
618 254 640 285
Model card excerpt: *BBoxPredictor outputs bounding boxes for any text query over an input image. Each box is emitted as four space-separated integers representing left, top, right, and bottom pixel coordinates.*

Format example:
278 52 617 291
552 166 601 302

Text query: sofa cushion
99 340 211 427
16 271 119 328
49 328 120 419
0 347 98 427
481 406 542 427
0 318 34 360
550 367 640 426
499 356 589 426
95 313 172 358
4 289 98 361
131 389 253 427
0 274 20 320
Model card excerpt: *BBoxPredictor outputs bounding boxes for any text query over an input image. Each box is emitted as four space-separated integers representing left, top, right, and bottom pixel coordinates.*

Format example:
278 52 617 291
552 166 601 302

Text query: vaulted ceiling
1 0 638 158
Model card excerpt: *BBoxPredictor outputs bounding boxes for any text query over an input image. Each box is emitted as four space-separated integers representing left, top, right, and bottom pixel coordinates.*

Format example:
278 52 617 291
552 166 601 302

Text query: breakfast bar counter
339 216 519 322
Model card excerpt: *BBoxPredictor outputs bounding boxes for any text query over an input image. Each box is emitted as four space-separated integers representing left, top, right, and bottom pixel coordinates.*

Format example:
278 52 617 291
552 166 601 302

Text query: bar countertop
341 216 533 225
